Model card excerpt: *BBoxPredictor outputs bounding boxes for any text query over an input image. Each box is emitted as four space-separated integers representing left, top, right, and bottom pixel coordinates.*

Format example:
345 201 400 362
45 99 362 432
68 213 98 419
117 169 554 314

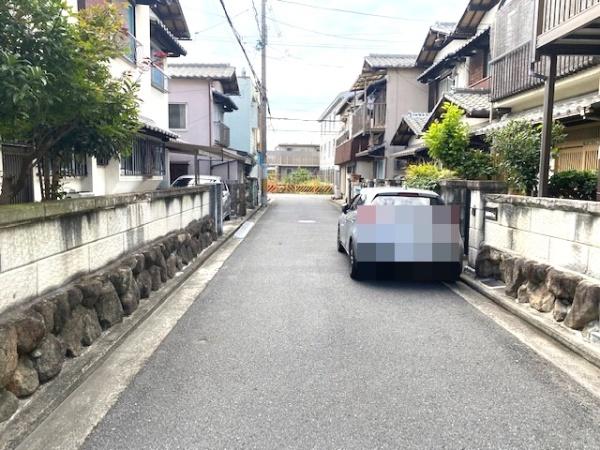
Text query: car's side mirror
342 204 350 214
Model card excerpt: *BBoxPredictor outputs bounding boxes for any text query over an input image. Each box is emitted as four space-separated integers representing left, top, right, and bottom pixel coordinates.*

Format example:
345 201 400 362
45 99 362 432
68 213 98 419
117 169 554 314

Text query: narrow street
67 195 600 449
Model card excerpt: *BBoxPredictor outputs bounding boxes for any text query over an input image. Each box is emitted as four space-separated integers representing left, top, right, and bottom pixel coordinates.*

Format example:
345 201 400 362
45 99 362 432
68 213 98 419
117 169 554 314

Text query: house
0 0 190 202
480 0 600 196
267 144 320 180
318 92 351 186
166 63 253 184
333 54 429 199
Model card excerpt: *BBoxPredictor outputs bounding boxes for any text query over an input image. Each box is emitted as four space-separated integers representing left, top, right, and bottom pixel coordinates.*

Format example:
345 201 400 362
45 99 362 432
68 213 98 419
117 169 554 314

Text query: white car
171 175 231 221
337 187 463 281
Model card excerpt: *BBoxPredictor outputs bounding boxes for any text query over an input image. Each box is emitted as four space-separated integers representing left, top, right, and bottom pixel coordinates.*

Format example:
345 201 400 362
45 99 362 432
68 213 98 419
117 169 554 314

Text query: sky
178 0 468 148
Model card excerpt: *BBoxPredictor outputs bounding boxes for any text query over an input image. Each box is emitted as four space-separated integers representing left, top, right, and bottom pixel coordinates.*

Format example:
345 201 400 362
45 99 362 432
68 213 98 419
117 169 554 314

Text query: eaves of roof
422 89 491 131
150 17 187 57
417 27 490 83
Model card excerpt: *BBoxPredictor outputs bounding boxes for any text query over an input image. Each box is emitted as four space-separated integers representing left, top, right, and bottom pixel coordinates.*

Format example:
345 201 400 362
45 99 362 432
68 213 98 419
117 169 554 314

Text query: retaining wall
479 195 600 279
0 186 219 313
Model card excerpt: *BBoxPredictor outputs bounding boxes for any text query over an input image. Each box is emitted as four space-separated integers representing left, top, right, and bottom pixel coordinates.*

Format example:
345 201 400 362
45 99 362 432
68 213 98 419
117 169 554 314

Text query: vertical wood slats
542 0 600 32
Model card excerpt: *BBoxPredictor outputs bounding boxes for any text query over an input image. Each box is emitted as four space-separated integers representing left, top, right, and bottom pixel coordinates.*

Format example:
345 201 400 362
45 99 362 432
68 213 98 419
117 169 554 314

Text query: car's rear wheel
337 227 345 253
348 242 361 280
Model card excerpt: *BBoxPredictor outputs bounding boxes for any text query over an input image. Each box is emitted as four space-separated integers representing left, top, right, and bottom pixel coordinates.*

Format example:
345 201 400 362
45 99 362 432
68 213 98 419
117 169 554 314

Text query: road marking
447 281 600 401
298 220 316 224
16 215 267 450
234 221 255 239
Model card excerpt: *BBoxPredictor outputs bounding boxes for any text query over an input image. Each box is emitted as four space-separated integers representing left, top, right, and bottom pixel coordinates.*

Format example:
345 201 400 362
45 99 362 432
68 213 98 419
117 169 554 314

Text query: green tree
0 0 140 203
487 120 566 195
423 103 496 180
284 168 313 184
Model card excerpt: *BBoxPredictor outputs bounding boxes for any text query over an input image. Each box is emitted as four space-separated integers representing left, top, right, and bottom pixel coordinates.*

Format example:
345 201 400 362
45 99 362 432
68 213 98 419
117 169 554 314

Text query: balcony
334 135 369 165
336 130 349 147
537 0 600 54
214 121 230 148
490 40 598 101
121 31 141 64
351 103 386 136
151 65 169 92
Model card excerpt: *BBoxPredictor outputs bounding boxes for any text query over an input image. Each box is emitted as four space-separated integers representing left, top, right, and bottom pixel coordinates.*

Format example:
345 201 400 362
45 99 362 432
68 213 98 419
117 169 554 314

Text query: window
121 135 166 177
169 104 187 129
151 44 168 91
123 2 136 63
371 194 442 206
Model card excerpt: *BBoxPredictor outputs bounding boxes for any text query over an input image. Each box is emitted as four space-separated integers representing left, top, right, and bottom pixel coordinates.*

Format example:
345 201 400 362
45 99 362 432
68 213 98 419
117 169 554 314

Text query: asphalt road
83 194 600 449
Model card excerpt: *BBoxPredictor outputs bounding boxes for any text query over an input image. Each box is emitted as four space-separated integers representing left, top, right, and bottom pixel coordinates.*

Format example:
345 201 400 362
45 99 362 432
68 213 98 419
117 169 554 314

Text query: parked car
171 175 231 221
337 187 463 281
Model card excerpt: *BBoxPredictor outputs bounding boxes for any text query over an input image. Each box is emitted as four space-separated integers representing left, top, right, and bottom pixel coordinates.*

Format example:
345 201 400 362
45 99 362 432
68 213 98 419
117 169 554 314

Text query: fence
267 181 333 195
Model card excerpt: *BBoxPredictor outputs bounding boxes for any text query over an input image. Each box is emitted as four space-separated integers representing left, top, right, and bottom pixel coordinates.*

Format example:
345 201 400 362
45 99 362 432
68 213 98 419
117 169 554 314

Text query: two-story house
478 0 600 194
333 55 429 199
166 63 253 184
56 0 189 197
318 92 352 188
267 144 321 180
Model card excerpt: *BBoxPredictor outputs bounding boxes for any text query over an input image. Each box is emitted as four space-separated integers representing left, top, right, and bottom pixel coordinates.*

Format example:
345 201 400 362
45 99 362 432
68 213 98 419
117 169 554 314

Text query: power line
193 8 250 34
267 16 415 42
218 0 268 113
275 0 429 22
269 116 340 123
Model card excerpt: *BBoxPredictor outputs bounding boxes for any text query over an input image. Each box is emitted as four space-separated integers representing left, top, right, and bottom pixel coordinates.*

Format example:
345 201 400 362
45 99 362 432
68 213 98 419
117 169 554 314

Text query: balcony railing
537 0 600 53
151 64 169 92
122 31 141 64
351 103 386 136
336 130 349 147
214 121 230 148
490 40 599 101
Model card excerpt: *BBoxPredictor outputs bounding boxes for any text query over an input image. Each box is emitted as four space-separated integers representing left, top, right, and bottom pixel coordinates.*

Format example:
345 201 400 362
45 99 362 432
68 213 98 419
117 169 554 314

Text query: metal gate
1 144 34 204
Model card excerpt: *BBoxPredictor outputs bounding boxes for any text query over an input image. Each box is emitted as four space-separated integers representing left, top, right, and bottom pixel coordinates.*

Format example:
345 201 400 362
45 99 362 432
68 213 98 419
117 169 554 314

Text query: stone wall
479 195 600 279
0 187 219 313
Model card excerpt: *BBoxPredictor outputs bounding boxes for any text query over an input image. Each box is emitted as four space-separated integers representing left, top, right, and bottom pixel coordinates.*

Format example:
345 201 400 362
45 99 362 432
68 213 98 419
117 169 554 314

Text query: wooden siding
555 124 600 171
541 0 600 33
491 40 600 100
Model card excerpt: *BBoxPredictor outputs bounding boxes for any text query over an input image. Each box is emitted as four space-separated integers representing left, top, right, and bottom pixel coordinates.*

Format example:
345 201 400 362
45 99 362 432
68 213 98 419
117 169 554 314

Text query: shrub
424 103 496 179
283 168 313 184
404 163 456 192
548 170 597 200
487 119 566 195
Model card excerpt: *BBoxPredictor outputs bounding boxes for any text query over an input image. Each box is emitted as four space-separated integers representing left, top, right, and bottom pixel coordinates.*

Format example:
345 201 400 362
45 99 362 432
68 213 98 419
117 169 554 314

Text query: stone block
548 238 589 274
0 324 18 385
37 245 89 295
547 268 582 302
498 204 532 230
564 281 600 330
0 388 18 423
512 229 550 262
484 222 513 250
32 334 64 382
530 208 577 241
0 264 38 314
586 247 600 279
88 234 123 272
5 355 38 398
12 310 46 355
94 282 123 330
574 213 600 247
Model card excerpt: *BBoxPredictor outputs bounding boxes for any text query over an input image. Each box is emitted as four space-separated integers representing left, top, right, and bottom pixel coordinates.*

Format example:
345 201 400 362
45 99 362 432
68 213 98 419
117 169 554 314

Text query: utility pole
259 0 268 206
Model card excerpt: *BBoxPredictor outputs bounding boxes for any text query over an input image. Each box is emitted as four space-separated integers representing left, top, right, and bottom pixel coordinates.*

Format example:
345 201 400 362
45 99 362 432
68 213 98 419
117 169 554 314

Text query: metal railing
151 65 169 92
336 130 349 147
120 135 166 177
214 121 230 147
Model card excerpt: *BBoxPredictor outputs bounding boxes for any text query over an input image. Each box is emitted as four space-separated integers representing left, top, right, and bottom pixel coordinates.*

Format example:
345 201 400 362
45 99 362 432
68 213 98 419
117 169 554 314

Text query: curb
0 205 268 450
460 273 600 370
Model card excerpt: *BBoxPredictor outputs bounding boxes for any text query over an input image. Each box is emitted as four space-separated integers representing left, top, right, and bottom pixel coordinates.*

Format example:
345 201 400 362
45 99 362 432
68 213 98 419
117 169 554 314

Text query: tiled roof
140 116 179 139
475 92 600 135
150 17 187 57
168 63 235 79
403 112 431 135
422 88 490 132
364 54 418 69
167 63 239 95
445 89 491 116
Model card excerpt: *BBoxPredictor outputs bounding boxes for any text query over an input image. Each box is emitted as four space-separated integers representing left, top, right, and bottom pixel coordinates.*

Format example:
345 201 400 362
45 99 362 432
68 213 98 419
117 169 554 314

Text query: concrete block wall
0 187 213 313
479 194 600 279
